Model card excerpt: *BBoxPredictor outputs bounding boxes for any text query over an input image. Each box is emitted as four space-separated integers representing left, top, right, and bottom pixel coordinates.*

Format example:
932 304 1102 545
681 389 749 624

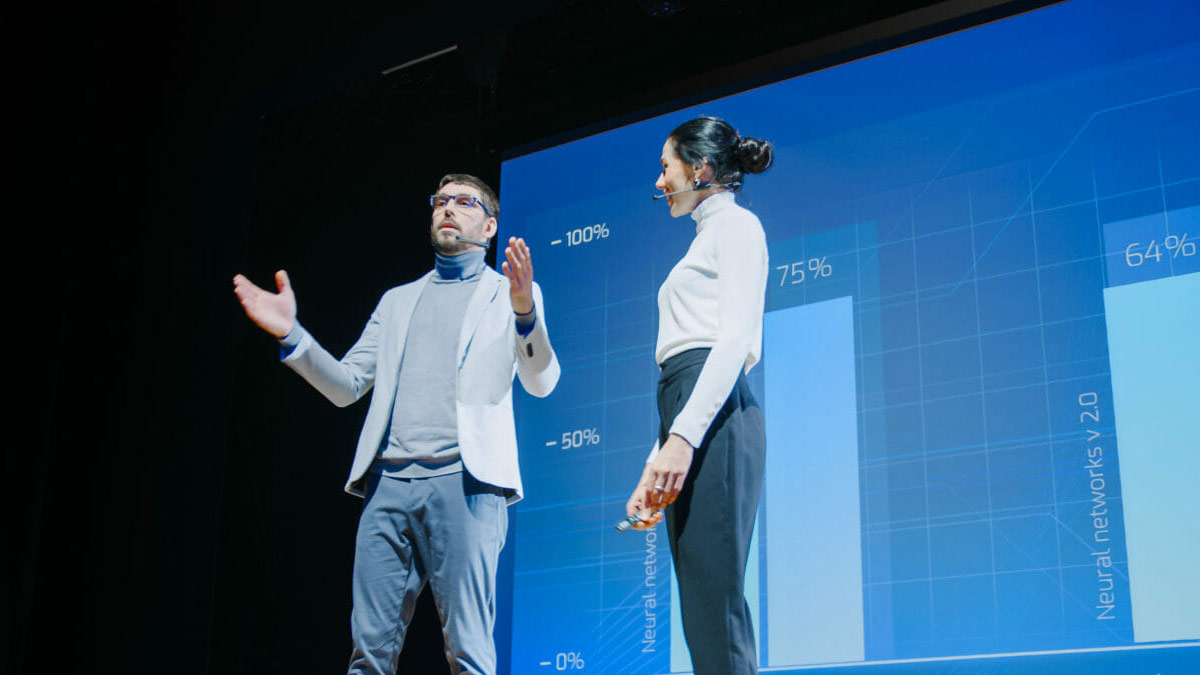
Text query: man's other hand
233 270 297 339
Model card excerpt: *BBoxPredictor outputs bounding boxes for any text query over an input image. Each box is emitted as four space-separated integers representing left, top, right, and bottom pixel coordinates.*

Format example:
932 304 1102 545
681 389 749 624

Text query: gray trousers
659 348 766 675
348 469 508 675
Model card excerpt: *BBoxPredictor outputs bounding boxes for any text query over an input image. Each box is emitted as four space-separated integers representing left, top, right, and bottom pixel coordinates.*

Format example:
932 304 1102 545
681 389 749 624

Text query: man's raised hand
233 270 297 338
502 237 535 315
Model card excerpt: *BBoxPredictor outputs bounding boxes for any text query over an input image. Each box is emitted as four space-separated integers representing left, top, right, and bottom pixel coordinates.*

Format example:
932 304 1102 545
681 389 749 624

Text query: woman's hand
625 464 664 530
644 433 694 511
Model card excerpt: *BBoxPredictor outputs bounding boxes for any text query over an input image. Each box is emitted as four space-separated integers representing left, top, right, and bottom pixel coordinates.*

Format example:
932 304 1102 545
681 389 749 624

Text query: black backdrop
10 1 1046 672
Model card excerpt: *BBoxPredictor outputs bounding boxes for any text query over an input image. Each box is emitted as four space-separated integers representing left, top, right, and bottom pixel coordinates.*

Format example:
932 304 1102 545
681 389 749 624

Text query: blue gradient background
498 1 1200 673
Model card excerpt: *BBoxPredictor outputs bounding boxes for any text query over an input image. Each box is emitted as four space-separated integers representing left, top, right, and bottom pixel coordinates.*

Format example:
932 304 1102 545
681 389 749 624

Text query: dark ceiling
254 0 1029 157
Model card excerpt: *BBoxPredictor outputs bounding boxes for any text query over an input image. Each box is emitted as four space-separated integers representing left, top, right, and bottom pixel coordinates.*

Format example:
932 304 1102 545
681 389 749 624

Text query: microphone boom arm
651 180 741 200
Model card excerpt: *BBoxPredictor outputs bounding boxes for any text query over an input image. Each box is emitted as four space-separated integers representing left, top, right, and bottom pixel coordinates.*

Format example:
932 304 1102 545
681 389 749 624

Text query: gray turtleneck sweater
376 249 487 477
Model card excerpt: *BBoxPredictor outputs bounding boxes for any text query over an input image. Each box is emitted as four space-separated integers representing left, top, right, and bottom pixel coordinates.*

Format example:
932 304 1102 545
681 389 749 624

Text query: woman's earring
692 178 702 187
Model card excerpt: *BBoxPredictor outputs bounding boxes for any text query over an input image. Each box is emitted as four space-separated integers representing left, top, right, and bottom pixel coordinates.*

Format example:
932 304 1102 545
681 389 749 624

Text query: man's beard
431 231 472 254
431 219 473 254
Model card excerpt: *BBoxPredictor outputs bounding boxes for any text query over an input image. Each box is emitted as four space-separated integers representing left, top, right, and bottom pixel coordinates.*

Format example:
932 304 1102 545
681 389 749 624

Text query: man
232 173 559 675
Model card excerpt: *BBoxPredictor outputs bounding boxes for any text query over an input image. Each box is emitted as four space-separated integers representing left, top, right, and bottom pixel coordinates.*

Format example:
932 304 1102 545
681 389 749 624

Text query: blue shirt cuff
278 323 302 359
515 314 536 337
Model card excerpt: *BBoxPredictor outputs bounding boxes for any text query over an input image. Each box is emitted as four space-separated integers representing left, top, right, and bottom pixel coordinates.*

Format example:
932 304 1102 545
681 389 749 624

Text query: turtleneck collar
690 190 736 233
434 248 486 281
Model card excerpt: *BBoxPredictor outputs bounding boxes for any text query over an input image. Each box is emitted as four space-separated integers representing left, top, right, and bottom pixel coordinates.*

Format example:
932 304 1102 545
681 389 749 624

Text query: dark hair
668 116 774 189
438 173 499 217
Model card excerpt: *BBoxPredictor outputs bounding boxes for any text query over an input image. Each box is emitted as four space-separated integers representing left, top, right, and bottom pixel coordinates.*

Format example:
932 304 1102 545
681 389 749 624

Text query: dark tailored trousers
659 348 766 675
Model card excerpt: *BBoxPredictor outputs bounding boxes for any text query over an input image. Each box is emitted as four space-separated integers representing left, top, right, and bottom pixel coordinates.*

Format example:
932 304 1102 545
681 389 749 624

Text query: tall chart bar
764 296 864 667
1103 271 1200 643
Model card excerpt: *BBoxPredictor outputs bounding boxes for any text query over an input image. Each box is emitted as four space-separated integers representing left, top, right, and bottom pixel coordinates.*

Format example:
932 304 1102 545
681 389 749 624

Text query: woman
626 116 773 674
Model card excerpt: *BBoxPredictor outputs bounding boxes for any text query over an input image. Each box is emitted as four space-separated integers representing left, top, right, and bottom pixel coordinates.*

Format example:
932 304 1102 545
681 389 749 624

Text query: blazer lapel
389 271 434 366
458 270 503 368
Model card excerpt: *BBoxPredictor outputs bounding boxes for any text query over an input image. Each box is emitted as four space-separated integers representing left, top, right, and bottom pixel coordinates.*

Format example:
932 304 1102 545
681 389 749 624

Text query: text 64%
561 428 601 449
1125 234 1195 267
554 652 585 670
776 257 832 286
565 223 609 247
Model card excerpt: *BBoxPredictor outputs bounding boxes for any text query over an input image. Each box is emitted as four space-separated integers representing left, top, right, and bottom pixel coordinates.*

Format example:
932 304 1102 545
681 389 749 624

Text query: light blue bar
670 565 687 671
764 296 865 666
1103 271 1200 643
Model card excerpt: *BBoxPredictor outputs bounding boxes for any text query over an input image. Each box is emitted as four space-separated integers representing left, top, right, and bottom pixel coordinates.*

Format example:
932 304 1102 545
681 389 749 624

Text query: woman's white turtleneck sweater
654 190 769 449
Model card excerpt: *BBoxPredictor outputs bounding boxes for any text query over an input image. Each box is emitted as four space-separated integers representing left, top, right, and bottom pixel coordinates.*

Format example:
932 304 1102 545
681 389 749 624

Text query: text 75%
776 257 833 286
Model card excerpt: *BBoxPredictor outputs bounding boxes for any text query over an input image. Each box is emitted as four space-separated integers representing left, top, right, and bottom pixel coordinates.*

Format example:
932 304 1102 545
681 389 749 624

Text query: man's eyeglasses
430 193 491 216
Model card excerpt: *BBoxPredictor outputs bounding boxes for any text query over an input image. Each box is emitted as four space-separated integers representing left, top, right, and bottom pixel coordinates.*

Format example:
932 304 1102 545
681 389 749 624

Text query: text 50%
557 428 600 449
1124 234 1195 267
776 257 833 286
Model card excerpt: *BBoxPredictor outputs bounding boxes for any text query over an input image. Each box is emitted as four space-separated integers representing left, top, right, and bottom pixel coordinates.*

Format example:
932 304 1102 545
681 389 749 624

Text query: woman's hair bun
669 116 774 187
735 136 774 175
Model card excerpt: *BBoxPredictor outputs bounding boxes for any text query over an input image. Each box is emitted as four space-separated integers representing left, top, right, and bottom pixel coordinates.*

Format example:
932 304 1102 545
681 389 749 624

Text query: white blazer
281 267 559 502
